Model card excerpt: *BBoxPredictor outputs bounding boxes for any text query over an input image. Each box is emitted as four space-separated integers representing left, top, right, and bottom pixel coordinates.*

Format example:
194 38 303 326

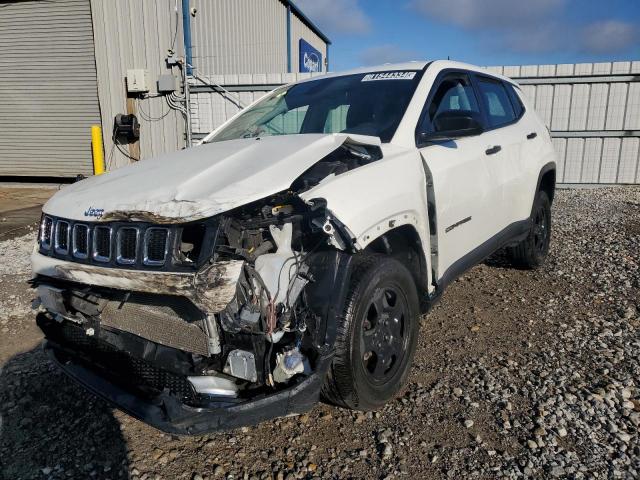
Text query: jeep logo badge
84 206 104 219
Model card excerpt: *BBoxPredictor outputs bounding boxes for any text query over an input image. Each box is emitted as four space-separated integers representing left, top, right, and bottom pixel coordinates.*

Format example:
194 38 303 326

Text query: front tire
321 255 420 410
507 190 551 269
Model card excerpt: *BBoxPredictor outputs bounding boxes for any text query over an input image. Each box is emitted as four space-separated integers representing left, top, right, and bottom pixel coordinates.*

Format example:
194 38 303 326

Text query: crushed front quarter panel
299 144 433 292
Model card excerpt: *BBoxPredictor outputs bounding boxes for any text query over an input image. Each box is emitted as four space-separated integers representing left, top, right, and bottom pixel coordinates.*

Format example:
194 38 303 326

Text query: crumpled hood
43 133 381 223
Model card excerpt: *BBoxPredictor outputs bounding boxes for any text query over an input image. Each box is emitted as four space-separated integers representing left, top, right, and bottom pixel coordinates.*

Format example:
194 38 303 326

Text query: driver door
417 71 501 284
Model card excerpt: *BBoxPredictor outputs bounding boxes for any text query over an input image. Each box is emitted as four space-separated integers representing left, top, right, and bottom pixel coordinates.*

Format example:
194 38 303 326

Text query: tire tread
507 190 551 269
321 254 418 410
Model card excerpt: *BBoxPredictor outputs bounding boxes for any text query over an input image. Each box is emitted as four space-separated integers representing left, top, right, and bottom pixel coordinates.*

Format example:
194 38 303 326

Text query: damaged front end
32 140 381 434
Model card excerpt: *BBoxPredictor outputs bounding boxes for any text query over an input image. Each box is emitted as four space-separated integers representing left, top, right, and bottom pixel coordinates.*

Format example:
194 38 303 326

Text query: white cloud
409 0 638 56
408 0 565 29
293 0 371 35
359 44 420 66
500 20 639 55
580 20 639 54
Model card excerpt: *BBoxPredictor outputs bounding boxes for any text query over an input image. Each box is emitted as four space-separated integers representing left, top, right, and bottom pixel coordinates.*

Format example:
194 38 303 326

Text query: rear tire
321 254 420 410
507 190 551 269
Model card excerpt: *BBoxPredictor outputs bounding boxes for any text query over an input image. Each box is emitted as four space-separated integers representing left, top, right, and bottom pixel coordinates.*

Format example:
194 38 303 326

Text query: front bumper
31 250 243 313
46 341 323 435
35 249 354 434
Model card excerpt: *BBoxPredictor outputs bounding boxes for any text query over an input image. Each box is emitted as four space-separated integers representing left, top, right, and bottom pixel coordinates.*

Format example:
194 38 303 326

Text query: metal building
190 0 329 76
0 0 330 177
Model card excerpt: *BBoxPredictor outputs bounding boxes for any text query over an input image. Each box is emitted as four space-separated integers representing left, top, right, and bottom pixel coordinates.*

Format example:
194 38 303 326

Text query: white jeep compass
32 60 557 434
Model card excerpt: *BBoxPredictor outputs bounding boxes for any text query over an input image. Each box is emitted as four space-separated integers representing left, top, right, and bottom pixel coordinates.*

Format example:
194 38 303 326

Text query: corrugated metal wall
0 0 101 177
90 0 186 171
290 15 328 73
487 61 640 184
189 0 327 76
190 0 288 76
191 62 640 185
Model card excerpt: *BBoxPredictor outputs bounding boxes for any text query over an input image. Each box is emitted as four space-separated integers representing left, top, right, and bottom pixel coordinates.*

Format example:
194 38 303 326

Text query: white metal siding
507 61 640 184
0 0 101 177
190 0 288 76
90 0 186 170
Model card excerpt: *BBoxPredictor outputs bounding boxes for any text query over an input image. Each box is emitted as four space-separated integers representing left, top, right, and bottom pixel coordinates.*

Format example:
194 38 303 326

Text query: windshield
208 70 423 144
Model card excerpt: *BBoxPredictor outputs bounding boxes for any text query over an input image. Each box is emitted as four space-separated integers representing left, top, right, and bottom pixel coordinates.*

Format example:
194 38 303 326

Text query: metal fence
190 61 640 184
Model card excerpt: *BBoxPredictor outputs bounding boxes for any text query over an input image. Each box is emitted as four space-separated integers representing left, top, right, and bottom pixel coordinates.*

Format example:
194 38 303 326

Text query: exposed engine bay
33 140 382 417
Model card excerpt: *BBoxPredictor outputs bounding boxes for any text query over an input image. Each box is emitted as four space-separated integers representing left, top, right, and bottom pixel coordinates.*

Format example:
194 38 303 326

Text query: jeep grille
38 216 182 270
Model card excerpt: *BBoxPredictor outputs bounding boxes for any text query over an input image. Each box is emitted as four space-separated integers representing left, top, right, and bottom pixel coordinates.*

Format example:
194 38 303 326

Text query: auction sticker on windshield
362 71 417 81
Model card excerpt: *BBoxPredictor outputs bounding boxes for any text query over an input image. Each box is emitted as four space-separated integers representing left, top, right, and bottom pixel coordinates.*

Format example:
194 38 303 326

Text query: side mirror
418 110 484 143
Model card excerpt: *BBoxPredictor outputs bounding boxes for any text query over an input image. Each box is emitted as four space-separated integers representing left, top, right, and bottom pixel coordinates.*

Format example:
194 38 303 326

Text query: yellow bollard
91 125 105 175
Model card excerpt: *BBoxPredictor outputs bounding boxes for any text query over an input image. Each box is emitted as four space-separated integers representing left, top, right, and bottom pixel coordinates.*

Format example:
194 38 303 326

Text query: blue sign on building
299 39 322 73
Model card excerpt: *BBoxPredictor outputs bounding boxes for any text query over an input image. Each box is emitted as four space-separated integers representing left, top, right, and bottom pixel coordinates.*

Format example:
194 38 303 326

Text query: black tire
507 190 552 269
321 254 420 410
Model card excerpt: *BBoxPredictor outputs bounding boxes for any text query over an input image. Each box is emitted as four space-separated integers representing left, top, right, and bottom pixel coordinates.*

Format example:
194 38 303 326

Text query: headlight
39 214 53 250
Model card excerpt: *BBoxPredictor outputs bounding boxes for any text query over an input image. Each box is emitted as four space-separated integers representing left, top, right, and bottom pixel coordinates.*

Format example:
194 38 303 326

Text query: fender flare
531 161 556 216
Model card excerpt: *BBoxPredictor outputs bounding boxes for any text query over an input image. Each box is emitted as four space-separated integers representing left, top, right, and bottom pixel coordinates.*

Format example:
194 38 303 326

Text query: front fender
299 146 432 278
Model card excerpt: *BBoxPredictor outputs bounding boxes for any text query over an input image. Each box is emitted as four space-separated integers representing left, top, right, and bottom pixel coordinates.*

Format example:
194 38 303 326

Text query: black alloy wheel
532 200 550 256
322 254 420 410
360 285 410 386
507 189 552 269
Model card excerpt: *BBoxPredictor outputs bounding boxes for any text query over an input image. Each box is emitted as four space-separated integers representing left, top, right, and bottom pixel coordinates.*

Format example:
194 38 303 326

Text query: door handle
485 145 502 155
526 132 537 140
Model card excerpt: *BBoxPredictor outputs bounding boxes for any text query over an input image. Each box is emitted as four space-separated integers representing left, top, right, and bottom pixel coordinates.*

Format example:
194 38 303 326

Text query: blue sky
293 0 640 71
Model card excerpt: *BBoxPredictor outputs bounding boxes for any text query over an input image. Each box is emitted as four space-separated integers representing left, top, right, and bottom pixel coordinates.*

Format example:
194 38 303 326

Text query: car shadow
0 346 129 480
483 248 514 269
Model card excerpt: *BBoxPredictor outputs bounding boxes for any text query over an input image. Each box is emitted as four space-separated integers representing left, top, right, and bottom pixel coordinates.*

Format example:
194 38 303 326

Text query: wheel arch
536 162 556 206
363 225 430 313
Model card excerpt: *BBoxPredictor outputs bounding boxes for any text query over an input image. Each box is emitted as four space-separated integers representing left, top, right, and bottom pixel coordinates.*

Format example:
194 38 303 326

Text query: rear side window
505 83 525 119
476 77 517 128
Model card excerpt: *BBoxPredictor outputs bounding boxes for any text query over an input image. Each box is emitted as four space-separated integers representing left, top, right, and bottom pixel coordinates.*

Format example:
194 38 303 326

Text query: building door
0 0 101 177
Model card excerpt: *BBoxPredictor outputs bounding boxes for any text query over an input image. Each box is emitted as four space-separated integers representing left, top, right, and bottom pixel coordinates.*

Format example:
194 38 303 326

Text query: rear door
417 71 500 281
504 82 545 221
472 75 527 227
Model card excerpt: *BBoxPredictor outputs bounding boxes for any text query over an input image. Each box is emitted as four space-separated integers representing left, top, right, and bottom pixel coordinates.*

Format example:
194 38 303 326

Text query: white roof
296 60 517 85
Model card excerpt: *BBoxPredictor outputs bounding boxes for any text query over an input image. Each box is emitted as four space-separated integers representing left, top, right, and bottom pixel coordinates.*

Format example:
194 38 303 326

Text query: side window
419 73 480 133
476 77 517 128
505 83 525 119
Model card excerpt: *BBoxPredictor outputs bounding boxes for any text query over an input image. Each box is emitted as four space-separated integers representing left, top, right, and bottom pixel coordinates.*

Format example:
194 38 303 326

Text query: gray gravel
0 229 36 327
0 230 35 276
0 187 638 479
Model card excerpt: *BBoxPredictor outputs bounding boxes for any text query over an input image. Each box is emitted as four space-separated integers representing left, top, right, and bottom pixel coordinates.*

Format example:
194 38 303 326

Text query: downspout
286 5 292 73
326 44 329 72
182 0 193 75
181 0 193 147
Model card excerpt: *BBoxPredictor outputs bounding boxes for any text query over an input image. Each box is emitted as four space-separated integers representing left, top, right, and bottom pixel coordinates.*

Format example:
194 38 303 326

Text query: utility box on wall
126 69 150 93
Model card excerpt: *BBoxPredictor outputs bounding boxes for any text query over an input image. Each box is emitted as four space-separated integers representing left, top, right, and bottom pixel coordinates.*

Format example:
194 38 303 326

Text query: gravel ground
0 227 38 328
0 187 638 480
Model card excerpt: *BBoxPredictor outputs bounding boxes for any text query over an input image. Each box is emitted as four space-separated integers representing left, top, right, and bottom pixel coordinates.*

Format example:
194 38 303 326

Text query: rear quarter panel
516 87 558 216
